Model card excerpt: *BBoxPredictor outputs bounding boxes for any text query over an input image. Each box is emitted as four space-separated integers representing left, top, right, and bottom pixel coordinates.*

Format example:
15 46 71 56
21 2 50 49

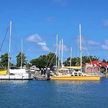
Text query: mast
8 21 12 72
61 39 64 67
56 34 58 70
58 40 61 69
70 47 72 67
79 24 82 72
21 38 23 69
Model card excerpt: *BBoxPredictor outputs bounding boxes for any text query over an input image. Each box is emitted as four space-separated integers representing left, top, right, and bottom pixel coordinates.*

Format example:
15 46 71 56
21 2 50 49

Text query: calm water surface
0 78 108 108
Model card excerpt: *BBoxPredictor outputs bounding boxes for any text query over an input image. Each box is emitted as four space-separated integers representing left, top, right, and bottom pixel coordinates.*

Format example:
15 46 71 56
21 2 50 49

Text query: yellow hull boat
0 69 8 75
50 76 100 81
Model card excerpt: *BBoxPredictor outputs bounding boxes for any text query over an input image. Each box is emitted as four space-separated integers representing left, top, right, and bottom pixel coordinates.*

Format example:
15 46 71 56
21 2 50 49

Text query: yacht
0 67 32 80
50 66 100 81
50 24 100 81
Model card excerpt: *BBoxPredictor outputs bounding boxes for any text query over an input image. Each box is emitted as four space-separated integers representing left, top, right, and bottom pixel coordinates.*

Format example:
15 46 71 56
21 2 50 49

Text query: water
0 78 108 108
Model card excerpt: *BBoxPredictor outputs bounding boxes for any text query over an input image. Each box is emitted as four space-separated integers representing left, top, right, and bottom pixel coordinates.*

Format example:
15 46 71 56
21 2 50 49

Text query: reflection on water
0 80 29 84
0 78 108 108
52 80 100 85
50 80 101 95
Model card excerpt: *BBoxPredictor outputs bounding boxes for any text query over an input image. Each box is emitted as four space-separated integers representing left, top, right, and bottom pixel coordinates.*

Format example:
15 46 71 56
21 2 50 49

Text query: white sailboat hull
0 69 32 80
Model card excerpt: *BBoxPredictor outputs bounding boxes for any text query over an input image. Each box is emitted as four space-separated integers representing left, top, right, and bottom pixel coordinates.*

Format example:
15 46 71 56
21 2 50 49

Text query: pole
70 47 72 67
21 38 23 69
56 34 58 70
8 21 12 72
79 24 82 72
58 40 61 69
61 39 64 67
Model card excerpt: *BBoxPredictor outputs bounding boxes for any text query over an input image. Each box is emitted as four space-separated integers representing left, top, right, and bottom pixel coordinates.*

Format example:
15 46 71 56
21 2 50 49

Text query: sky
0 0 108 63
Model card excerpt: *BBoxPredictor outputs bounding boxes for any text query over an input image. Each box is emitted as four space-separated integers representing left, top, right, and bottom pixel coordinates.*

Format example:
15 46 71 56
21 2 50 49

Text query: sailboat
50 24 100 81
9 21 33 80
9 39 32 80
0 21 32 80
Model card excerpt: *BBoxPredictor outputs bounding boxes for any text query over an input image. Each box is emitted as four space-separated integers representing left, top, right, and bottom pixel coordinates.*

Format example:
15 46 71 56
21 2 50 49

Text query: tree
64 56 99 66
64 57 80 66
26 62 32 69
16 52 27 67
30 56 47 69
0 53 11 69
46 52 56 68
102 59 107 63
30 52 56 69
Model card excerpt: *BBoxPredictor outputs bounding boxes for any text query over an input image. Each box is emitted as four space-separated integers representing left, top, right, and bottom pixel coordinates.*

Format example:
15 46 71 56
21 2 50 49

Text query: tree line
0 52 27 69
0 52 107 69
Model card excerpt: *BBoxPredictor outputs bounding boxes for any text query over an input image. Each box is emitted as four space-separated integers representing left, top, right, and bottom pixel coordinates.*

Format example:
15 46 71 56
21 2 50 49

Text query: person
46 68 50 80
41 68 44 75
43 68 46 75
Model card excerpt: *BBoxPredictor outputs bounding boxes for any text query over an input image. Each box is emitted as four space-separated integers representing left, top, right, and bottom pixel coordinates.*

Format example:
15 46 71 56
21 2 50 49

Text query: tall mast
56 34 58 70
70 47 72 67
61 39 64 67
21 38 23 69
79 24 82 72
58 40 61 69
8 21 12 71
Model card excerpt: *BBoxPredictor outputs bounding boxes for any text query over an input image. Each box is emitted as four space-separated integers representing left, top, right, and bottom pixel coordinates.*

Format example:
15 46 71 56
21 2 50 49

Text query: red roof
100 62 108 67
89 60 108 67
90 60 99 65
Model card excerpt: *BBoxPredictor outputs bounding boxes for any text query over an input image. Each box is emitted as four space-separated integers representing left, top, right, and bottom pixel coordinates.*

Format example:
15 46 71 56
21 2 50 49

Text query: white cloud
76 36 101 51
76 36 85 43
101 40 108 50
27 34 42 43
82 47 87 50
77 36 99 46
56 43 69 52
104 40 108 45
41 45 50 51
38 42 50 51
76 36 86 49
88 40 99 46
38 42 46 46
27 34 50 51
101 44 108 50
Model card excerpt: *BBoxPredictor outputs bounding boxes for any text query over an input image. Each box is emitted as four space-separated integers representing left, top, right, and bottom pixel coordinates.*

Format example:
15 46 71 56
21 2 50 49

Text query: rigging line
46 55 49 68
46 52 55 68
83 36 92 63
0 26 9 52
48 53 56 68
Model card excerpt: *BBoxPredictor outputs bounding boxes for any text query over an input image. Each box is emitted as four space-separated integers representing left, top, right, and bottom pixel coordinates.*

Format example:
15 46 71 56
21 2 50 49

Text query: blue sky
0 0 108 63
